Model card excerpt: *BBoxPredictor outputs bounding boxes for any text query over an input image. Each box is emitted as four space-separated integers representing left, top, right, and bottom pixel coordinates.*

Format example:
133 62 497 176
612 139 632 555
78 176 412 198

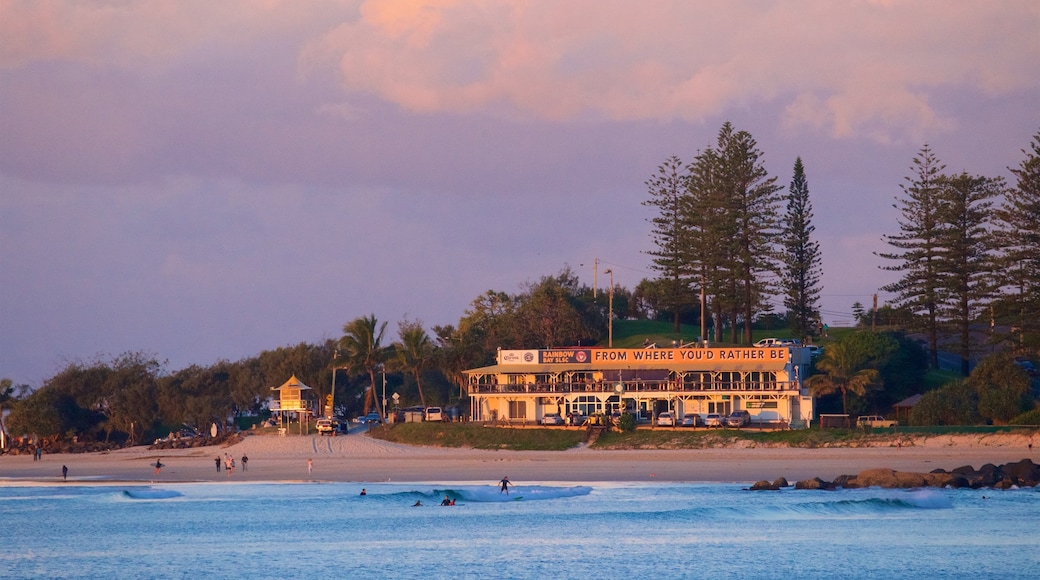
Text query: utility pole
605 268 614 348
328 350 338 419
593 257 599 299
872 293 878 332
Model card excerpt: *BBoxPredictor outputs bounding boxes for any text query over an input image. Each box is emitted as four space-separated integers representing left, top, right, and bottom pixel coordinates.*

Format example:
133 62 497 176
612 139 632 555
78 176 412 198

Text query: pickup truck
857 415 898 428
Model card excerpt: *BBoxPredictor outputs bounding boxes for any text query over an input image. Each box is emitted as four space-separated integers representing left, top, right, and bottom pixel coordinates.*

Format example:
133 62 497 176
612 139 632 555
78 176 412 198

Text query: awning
464 360 788 375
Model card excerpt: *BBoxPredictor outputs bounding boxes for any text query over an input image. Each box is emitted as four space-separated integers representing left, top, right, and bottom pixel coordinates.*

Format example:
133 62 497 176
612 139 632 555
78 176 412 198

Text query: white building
463 346 814 427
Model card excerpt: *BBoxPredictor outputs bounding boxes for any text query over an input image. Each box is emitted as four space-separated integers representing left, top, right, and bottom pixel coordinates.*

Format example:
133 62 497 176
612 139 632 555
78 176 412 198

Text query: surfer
413 500 423 507
499 476 512 494
360 489 367 496
441 495 452 506
153 459 164 475
62 465 68 481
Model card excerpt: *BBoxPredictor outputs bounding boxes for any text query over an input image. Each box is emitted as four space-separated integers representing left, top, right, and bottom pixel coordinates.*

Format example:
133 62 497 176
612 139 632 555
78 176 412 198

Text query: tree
805 337 880 415
878 145 947 369
936 172 1003 375
687 123 782 344
969 354 1033 424
514 269 597 348
910 379 981 426
717 123 783 344
392 319 435 409
100 352 162 443
782 157 823 340
993 129 1040 349
643 155 695 332
337 314 389 419
851 301 866 326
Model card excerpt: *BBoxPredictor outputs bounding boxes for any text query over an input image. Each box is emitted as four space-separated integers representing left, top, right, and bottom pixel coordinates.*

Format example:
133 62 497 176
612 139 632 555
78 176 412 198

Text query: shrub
617 413 637 433
1008 408 1040 426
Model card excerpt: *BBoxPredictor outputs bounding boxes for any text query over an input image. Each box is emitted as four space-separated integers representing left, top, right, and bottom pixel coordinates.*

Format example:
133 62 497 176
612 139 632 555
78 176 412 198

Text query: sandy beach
2 429 1036 486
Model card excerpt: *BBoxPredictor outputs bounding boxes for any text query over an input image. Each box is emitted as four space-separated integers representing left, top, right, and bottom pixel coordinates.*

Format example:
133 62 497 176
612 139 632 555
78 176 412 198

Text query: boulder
855 468 929 488
1001 459 1040 487
832 474 859 489
773 477 790 488
794 477 833 490
750 480 781 491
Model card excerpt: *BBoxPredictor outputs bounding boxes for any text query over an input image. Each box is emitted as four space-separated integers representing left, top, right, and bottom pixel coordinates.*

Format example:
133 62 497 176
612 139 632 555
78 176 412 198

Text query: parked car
361 412 382 424
541 413 565 426
754 338 802 347
425 407 444 422
680 413 704 427
566 413 587 426
807 345 823 359
656 412 675 426
705 413 724 428
856 415 898 428
316 418 341 435
724 410 751 428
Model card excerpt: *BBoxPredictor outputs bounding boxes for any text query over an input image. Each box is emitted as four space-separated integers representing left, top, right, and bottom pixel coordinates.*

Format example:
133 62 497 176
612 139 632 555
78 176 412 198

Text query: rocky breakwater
749 459 1040 491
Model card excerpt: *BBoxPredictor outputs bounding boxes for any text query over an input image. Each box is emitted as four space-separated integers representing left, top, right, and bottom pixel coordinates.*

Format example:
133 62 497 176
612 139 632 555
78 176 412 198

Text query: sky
2 0 1038 387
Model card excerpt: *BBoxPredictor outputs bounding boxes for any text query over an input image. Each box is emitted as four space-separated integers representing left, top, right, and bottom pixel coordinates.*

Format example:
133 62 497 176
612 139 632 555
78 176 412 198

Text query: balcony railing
467 380 796 395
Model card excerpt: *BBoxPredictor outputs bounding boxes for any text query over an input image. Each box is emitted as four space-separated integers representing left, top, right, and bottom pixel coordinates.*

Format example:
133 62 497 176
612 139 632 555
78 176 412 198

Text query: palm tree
805 339 879 415
391 320 434 409
337 315 388 420
0 378 16 449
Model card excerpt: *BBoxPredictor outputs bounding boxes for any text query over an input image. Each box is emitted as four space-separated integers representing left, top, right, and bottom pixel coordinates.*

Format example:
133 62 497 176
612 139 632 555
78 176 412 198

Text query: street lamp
605 268 614 348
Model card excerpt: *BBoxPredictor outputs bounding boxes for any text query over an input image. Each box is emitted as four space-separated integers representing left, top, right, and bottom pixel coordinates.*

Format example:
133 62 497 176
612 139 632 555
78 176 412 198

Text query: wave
725 489 953 520
368 485 593 504
120 489 184 500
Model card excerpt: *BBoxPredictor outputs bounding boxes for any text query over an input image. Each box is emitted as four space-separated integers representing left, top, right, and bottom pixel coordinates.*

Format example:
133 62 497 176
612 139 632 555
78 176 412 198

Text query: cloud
298 0 1039 139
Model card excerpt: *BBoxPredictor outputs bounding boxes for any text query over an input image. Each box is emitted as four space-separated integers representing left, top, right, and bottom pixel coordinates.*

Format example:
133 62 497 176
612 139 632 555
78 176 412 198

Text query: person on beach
62 465 68 481
215 457 221 472
307 458 313 475
154 459 164 475
499 476 512 494
241 455 248 471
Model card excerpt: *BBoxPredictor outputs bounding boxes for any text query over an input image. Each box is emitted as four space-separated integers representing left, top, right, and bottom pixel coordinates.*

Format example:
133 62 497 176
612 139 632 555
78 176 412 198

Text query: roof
893 394 923 408
463 359 789 375
272 374 313 391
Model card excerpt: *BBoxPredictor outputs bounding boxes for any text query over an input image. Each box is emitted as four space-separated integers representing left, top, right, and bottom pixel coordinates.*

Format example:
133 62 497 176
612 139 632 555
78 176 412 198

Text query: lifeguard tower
271 375 314 435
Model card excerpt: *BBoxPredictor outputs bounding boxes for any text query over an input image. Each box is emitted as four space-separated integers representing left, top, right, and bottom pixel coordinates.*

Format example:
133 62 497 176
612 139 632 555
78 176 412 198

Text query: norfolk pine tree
687 145 736 343
994 129 1040 348
878 145 946 369
782 157 823 340
717 123 783 345
643 155 695 332
936 172 1003 375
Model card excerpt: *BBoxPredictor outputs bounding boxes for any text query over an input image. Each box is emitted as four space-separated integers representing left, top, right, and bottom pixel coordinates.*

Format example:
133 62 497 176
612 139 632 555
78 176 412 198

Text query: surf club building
463 346 815 428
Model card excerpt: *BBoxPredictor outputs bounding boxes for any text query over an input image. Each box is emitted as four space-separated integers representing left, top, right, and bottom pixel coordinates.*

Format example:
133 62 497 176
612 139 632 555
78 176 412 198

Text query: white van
425 407 444 422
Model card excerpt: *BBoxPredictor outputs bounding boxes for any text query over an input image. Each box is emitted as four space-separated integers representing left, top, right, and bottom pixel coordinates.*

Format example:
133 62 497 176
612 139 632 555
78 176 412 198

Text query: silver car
541 413 565 426
705 413 724 428
724 410 751 428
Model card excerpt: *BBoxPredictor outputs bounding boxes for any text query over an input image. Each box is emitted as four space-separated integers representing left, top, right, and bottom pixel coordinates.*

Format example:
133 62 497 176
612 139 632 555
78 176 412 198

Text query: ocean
1 480 1037 579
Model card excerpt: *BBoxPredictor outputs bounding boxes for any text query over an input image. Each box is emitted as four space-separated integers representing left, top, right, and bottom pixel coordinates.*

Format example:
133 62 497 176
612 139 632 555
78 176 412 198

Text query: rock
762 458 1039 492
1001 459 1040 487
832 474 859 489
795 477 832 490
855 468 930 488
750 480 780 491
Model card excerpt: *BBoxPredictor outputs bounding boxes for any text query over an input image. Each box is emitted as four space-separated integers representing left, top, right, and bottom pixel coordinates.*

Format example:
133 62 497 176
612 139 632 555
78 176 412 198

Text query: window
508 400 527 419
